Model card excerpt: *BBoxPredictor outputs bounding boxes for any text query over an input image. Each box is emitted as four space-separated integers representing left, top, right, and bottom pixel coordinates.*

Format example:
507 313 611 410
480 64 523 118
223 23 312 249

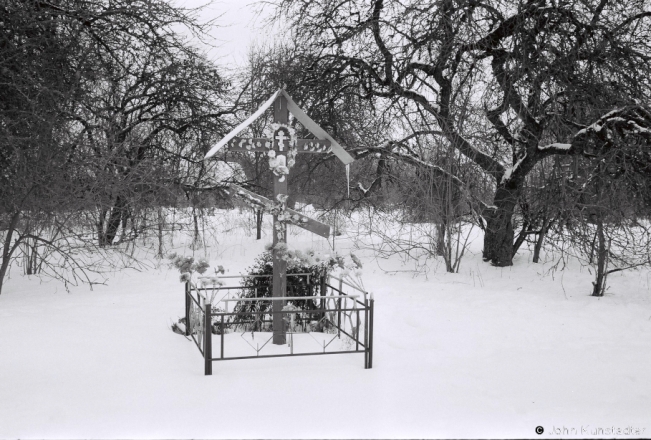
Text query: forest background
2 0 651 297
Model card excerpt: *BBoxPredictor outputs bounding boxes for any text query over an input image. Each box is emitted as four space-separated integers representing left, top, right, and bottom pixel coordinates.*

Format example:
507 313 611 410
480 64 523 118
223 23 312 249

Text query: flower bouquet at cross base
231 246 365 333
167 253 228 336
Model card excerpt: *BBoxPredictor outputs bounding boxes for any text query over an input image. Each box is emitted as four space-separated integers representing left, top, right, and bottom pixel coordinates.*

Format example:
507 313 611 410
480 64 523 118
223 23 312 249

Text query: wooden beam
227 137 270 152
296 139 331 153
229 184 331 239
227 185 269 208
221 295 359 302
291 211 330 239
226 137 331 153
204 89 281 159
272 95 289 346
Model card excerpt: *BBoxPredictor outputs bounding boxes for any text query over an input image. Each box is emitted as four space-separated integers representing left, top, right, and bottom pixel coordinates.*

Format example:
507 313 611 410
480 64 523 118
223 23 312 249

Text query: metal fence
184 274 374 375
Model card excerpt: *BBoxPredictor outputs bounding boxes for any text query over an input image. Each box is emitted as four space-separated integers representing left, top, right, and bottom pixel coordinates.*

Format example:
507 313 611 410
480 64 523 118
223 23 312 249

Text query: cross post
227 96 333 345
206 89 354 346
271 95 289 345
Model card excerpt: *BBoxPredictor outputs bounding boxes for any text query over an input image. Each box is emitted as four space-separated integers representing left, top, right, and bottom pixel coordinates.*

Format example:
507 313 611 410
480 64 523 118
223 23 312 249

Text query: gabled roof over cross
204 89 354 165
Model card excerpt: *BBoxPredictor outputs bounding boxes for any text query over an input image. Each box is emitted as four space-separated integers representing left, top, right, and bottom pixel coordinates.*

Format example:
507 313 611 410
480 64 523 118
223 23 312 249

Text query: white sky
175 0 280 67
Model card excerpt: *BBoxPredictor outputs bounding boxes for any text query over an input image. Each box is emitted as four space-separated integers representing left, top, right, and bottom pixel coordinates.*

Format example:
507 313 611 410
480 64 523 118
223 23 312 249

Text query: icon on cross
275 129 288 151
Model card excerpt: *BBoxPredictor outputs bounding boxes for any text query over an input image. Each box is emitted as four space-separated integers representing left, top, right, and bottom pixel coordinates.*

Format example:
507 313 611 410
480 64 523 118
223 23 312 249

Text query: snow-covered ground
1 210 650 439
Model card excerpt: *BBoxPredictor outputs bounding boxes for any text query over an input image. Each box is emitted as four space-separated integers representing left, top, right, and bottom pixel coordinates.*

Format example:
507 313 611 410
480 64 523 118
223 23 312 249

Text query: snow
625 121 651 135
204 90 281 159
281 90 354 165
538 143 572 152
573 107 626 138
501 153 527 184
1 211 651 439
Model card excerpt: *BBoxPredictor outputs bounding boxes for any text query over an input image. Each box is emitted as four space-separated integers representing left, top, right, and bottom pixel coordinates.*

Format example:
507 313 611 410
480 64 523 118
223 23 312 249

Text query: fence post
220 313 224 359
364 298 369 369
204 303 212 376
319 274 327 322
356 308 360 351
185 281 191 336
368 297 374 369
337 297 341 338
320 274 327 302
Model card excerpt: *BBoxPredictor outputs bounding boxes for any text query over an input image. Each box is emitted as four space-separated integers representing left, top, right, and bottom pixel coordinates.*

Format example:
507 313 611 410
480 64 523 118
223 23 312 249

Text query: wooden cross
205 90 354 345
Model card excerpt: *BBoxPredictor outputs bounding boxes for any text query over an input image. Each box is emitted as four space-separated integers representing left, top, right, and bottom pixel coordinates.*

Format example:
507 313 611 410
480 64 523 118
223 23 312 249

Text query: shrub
231 247 338 331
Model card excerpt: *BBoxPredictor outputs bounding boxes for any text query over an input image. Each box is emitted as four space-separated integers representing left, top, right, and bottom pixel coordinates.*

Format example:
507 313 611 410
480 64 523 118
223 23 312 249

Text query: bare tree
0 0 233 293
275 0 651 267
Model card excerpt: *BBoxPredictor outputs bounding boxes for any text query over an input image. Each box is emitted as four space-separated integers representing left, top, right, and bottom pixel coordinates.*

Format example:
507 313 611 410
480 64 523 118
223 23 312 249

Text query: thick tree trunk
0 212 21 295
483 185 519 266
532 232 545 263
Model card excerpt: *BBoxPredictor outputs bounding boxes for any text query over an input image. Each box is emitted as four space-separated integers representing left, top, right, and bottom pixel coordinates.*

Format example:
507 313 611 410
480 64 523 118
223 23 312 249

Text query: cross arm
297 139 331 153
228 184 331 239
285 208 330 238
227 137 333 154
227 137 271 152
227 184 269 208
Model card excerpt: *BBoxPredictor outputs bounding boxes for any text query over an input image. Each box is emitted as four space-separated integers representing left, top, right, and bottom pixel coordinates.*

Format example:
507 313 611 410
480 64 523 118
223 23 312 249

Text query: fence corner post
185 281 191 337
204 302 212 376
319 274 327 320
368 298 374 369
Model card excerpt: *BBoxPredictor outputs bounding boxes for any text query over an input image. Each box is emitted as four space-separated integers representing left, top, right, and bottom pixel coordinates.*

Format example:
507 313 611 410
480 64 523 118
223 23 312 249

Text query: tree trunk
97 208 107 246
592 217 607 297
588 229 598 264
255 208 263 240
532 232 545 263
532 218 550 263
482 185 519 266
512 219 530 255
99 196 126 246
23 237 39 275
120 206 131 243
0 212 21 295
435 222 445 257
157 206 165 258
192 206 201 248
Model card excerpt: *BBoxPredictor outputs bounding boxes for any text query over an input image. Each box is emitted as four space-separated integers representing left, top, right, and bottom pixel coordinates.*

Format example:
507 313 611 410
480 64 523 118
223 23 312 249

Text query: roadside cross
205 89 354 345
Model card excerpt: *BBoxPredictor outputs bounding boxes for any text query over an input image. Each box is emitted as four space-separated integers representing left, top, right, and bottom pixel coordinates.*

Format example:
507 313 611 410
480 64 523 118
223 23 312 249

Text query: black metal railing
183 274 374 375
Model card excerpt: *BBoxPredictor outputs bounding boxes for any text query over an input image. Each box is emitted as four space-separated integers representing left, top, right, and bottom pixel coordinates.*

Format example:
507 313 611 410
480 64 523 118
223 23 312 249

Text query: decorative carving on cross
274 128 289 151
204 89 354 345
